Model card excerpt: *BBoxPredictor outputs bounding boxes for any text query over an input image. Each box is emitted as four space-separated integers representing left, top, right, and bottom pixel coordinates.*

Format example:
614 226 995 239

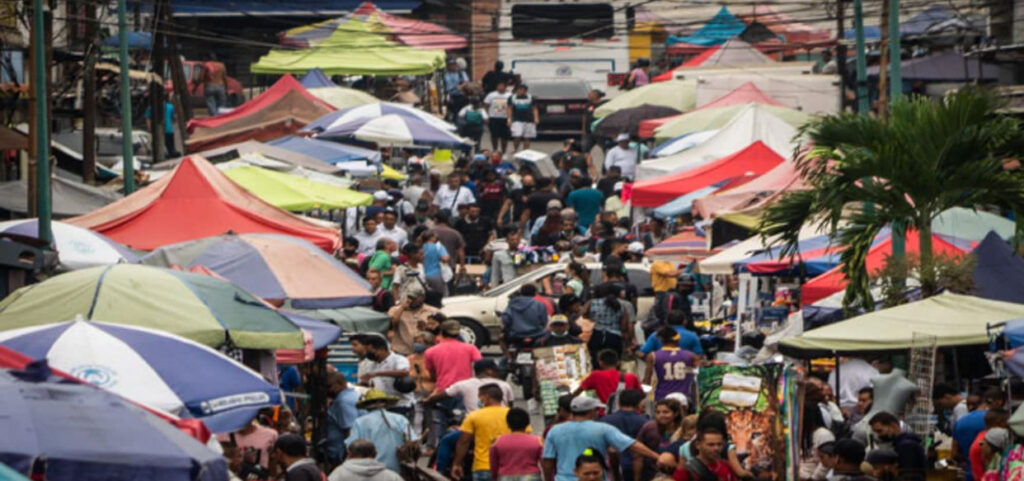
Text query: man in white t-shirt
379 209 409 247
483 81 512 154
353 216 386 256
432 171 476 215
359 333 415 413
422 359 514 412
603 133 639 180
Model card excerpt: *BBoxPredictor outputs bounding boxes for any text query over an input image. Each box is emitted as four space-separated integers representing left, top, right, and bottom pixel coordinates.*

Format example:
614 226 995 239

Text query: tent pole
117 0 135 194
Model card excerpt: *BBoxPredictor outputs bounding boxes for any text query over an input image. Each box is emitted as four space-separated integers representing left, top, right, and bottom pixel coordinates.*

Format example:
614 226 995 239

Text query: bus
498 1 632 92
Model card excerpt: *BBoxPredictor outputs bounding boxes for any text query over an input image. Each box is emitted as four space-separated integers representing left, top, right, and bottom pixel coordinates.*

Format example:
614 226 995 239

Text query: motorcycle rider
499 283 548 402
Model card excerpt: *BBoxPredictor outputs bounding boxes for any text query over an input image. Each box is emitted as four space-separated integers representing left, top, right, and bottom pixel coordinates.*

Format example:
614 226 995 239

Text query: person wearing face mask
358 334 416 419
325 372 360 468
537 315 583 348
387 283 439 356
869 412 927 481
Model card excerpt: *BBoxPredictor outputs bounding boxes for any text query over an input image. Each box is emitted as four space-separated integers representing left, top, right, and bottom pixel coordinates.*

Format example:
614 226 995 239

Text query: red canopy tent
653 45 721 82
186 75 334 152
0 345 212 443
638 82 783 138
631 141 785 207
66 156 341 252
800 230 976 305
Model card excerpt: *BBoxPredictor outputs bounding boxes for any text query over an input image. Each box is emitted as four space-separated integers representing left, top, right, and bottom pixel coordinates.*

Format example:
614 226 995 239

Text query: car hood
442 295 487 306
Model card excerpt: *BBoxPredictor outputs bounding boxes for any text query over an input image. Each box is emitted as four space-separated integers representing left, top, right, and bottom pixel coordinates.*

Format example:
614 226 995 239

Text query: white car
442 262 655 347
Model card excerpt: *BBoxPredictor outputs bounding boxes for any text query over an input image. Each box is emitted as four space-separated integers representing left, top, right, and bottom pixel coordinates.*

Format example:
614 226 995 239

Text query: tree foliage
759 88 1024 311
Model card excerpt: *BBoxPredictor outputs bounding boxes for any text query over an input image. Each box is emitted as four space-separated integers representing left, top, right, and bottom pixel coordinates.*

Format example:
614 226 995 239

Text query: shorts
488 118 510 139
510 121 537 139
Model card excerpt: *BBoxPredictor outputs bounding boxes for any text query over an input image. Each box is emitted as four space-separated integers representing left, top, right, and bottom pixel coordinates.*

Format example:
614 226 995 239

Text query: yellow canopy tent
222 164 372 211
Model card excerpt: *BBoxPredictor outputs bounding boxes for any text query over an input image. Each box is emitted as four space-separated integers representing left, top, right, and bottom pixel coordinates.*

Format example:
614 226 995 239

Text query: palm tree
759 87 1024 310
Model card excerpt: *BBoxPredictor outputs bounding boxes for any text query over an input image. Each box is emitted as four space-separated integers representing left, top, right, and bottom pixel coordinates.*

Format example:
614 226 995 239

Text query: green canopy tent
252 17 445 76
779 292 1024 357
931 207 1015 242
221 164 372 211
0 264 304 349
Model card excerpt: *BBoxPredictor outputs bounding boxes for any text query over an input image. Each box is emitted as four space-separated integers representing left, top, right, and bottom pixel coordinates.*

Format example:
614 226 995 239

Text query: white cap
627 241 645 254
373 190 392 202
570 395 606 413
616 133 630 142
665 392 689 407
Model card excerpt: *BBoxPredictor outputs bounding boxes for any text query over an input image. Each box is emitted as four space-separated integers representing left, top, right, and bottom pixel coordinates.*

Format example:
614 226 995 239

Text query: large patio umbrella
0 364 228 481
0 264 304 349
280 1 466 51
141 233 373 309
592 104 681 138
317 114 470 149
0 218 138 271
0 320 281 433
304 102 455 133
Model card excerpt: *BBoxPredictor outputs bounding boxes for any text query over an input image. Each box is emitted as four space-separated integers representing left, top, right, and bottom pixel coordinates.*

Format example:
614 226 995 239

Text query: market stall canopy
157 139 342 174
299 68 339 88
739 21 780 44
305 101 455 133
280 1 466 51
633 141 785 207
652 183 725 219
780 292 1024 356
654 101 808 142
0 320 281 433
309 86 380 110
593 79 697 119
972 231 1024 304
592 104 681 138
0 219 138 271
692 156 805 219
652 46 721 82
699 37 775 66
142 233 373 308
739 4 832 44
253 15 445 75
649 130 720 157
0 176 120 218
284 304 390 333
899 4 981 38
800 230 975 305
269 136 382 164
638 104 799 180
0 365 227 481
666 7 746 46
0 264 305 349
698 222 832 274
220 164 372 211
645 227 717 261
65 156 341 252
866 50 1003 82
931 207 1015 242
316 114 469 149
101 31 152 49
639 82 786 138
186 75 334 152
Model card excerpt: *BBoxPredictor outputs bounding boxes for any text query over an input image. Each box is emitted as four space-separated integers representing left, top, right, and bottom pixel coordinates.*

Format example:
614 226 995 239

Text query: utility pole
117 0 135 193
82 0 98 183
835 0 847 111
149 0 166 164
888 0 905 261
852 0 869 113
31 0 51 243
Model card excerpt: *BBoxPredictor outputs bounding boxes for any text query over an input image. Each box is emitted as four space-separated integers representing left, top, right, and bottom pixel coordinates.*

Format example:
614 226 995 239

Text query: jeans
204 84 227 114
430 396 463 448
472 471 493 481
164 130 178 157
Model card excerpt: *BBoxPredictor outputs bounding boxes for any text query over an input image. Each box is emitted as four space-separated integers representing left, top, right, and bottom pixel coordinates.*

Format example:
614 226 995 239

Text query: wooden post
82 0 97 183
877 0 889 121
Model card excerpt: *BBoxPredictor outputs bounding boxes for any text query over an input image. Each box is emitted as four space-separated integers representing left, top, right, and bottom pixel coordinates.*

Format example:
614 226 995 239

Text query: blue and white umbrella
317 114 470 149
0 218 138 271
0 320 281 433
650 129 720 157
304 101 455 133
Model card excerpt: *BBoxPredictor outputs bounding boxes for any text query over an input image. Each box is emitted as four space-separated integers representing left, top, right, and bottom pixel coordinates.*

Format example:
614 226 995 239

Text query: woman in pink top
490 408 543 481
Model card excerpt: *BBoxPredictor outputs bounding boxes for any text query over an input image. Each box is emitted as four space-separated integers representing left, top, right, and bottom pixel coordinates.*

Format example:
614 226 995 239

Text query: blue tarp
666 6 746 46
300 69 339 89
973 231 1024 305
169 0 420 16
102 31 152 49
268 136 381 164
844 5 976 40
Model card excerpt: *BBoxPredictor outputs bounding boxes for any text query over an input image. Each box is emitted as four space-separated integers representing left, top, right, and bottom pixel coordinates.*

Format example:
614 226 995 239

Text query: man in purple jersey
644 326 699 402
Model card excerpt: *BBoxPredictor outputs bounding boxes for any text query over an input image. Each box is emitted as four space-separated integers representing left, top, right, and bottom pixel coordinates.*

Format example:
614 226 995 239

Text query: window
511 4 614 39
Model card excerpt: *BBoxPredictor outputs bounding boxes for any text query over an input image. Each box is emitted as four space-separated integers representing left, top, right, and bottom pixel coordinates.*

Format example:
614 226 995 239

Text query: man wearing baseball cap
604 133 638 180
543 395 661 481
538 314 582 348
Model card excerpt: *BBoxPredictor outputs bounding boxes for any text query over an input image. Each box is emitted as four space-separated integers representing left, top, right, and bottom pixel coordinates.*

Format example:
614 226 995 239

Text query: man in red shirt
425 320 483 446
674 428 736 481
573 349 642 406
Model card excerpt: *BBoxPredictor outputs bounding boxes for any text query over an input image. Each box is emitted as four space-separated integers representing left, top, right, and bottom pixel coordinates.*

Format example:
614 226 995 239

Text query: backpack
605 371 627 413
464 109 484 125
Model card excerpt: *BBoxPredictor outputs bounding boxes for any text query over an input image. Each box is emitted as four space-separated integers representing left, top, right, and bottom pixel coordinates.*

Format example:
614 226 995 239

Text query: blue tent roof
666 7 746 46
300 69 338 89
973 231 1024 305
268 136 381 164
102 31 152 49
845 5 976 40
652 183 724 219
